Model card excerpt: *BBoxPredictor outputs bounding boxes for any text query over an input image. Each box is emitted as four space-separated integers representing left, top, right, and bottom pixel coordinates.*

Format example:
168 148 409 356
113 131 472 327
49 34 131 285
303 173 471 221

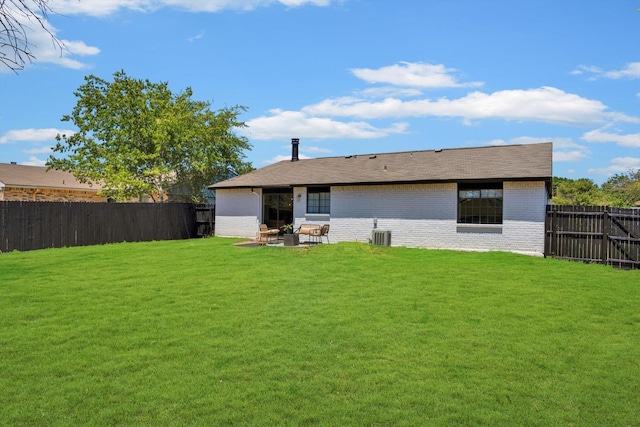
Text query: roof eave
2 183 101 191
211 175 552 190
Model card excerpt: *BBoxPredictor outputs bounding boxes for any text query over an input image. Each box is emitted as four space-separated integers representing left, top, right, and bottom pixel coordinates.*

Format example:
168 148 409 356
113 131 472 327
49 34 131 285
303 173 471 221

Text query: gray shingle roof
0 163 101 190
211 142 552 189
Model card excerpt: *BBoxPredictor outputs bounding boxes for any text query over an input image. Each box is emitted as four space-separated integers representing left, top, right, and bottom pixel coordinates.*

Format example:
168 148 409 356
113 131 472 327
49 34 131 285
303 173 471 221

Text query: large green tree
551 177 606 206
601 169 640 208
48 70 253 202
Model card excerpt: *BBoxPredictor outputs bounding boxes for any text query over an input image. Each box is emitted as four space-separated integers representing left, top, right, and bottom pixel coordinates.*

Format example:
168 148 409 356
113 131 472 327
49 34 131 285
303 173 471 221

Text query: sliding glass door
262 189 293 232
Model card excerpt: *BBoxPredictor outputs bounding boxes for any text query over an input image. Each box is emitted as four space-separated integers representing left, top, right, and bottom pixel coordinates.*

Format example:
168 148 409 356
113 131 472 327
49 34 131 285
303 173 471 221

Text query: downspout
251 187 260 225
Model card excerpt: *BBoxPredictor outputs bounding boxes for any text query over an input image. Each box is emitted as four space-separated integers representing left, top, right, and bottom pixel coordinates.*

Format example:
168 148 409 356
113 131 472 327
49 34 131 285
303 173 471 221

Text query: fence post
549 205 557 257
602 208 609 266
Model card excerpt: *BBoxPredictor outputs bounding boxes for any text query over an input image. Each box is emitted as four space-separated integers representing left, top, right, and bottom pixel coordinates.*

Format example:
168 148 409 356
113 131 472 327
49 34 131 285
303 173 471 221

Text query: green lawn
1 238 639 426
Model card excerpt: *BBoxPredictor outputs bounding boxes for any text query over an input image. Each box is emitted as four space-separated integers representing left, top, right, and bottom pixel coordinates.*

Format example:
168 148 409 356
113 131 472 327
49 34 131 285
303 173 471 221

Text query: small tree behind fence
0 201 202 253
545 205 640 269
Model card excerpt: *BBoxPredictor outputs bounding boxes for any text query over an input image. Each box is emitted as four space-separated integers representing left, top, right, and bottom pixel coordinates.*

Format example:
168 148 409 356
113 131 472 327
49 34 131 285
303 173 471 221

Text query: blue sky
1 0 639 184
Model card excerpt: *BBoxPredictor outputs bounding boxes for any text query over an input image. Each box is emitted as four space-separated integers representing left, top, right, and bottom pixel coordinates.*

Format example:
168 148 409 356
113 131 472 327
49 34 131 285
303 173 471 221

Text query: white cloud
49 0 337 16
358 87 423 99
581 128 640 148
187 31 205 42
263 153 312 165
552 138 588 149
0 128 74 144
303 87 637 125
484 139 509 146
351 62 483 89
572 62 640 80
50 0 149 16
603 63 640 79
244 109 408 140
277 143 330 155
588 157 640 176
22 156 47 167
554 150 590 162
24 146 54 154
486 136 551 146
164 0 334 12
570 65 602 77
485 136 589 162
300 145 331 154
34 38 100 69
278 0 332 6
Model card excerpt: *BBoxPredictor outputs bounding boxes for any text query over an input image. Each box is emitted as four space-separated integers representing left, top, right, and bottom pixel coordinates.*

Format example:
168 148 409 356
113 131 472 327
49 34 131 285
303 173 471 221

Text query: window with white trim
458 182 503 224
307 186 330 214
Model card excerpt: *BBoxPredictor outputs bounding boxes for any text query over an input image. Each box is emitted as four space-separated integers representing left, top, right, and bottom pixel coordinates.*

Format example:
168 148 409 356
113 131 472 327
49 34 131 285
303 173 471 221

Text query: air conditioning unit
371 229 391 246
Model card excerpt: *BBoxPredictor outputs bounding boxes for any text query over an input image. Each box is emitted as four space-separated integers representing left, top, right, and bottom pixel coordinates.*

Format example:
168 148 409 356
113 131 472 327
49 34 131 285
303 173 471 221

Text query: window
458 183 503 224
307 186 330 214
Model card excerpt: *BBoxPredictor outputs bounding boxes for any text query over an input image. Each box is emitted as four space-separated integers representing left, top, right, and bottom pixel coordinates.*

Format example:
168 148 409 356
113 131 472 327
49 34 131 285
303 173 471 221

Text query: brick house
0 163 105 202
210 141 552 255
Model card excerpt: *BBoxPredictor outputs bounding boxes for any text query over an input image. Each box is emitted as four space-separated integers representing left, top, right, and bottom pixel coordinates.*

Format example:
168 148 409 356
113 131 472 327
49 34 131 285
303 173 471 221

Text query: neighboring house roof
211 142 552 189
0 163 101 190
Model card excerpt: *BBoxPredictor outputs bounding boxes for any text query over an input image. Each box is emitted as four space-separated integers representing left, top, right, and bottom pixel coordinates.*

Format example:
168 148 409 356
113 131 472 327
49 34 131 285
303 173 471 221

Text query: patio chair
295 223 321 244
318 224 330 243
257 223 279 244
304 224 330 244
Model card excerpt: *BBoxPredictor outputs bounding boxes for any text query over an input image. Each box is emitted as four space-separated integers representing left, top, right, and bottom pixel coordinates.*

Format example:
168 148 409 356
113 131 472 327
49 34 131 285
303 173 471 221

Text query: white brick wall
216 181 548 255
328 183 457 245
502 181 548 254
215 188 261 238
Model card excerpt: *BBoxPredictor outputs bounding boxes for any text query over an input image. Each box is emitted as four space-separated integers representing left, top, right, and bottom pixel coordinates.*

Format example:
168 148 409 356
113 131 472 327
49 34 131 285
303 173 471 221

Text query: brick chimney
291 138 299 162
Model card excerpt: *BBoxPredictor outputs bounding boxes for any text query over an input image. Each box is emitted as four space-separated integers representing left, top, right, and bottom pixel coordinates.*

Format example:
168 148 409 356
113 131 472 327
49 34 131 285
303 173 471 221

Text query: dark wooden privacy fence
0 201 201 253
545 205 640 269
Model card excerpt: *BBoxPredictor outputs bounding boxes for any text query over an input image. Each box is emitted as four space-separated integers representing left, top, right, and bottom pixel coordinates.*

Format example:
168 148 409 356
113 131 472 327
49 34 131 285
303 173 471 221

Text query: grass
1 238 639 426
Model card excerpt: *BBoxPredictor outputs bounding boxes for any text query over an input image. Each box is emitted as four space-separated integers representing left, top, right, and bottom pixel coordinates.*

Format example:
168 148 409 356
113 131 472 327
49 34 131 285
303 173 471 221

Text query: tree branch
0 0 66 72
